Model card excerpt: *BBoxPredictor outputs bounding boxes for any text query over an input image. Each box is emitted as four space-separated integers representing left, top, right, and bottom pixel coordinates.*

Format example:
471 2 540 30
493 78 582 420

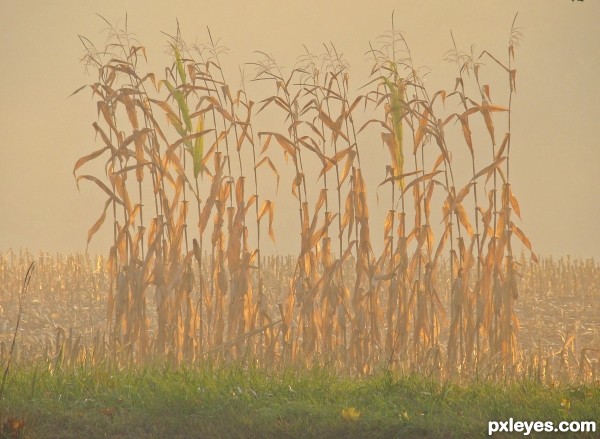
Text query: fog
1 0 598 259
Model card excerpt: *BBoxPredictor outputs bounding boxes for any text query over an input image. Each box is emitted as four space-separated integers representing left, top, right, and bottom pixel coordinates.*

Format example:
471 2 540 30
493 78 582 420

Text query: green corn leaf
172 45 187 85
162 79 192 133
382 76 405 189
166 113 186 136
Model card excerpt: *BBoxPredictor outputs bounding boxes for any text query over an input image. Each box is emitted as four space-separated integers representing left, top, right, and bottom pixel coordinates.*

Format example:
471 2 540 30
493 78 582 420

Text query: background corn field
1 17 598 382
1 250 598 382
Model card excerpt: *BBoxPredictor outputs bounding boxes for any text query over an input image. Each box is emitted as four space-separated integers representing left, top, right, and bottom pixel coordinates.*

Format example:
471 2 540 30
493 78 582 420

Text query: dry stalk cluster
52 16 580 379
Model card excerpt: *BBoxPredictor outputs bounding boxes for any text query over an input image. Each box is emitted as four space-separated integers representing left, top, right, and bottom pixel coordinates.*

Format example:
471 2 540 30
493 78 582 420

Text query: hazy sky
1 0 599 259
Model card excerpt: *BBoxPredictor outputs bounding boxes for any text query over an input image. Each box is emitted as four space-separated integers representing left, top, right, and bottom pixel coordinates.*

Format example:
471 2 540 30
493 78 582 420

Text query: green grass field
1 366 598 438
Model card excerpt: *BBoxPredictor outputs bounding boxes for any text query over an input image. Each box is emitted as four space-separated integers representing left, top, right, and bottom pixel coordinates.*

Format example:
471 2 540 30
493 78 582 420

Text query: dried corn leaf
510 222 534 255
73 146 110 176
495 133 510 161
258 200 275 242
509 69 517 93
314 188 328 215
509 187 521 219
259 132 297 158
87 198 112 247
121 94 139 130
400 170 442 198
383 210 394 238
76 175 123 205
456 203 474 236
92 122 117 152
432 152 445 172
457 113 474 156
97 101 117 134
255 156 280 193
319 110 349 142
433 222 451 265
169 129 214 154
455 182 473 204
338 150 356 189
472 156 506 183
414 109 430 152
234 177 245 205
318 146 352 179
378 170 421 189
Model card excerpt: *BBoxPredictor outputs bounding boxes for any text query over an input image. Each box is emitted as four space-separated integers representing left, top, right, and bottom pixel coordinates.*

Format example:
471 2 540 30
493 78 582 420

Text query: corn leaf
87 198 112 247
193 115 205 178
162 80 192 133
382 76 406 188
172 44 187 85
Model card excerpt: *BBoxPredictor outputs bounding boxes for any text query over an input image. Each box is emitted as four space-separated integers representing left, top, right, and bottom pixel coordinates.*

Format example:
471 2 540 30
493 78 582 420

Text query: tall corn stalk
73 16 537 378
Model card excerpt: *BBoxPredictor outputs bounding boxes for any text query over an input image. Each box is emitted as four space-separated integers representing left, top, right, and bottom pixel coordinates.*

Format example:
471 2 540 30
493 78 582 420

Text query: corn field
0 249 599 381
2 17 597 382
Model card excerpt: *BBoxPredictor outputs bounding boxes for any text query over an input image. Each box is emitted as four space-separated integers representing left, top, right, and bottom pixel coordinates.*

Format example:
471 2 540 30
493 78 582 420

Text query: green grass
0 365 598 438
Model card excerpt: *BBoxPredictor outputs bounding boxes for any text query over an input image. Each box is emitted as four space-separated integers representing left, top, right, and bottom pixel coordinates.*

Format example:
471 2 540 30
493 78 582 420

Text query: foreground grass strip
1 366 598 438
